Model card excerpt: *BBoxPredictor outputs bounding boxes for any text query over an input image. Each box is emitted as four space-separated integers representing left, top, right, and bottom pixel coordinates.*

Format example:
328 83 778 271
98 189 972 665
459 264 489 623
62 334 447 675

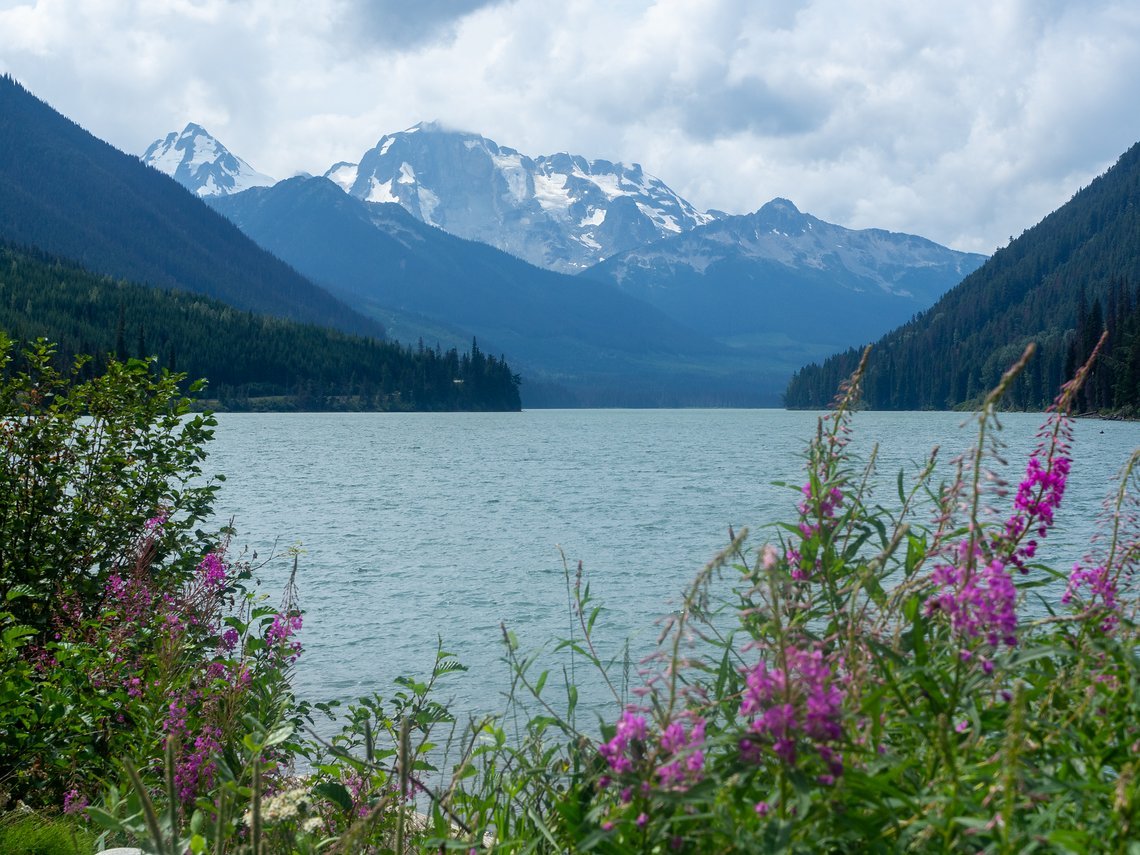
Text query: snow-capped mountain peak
142 123 275 197
324 123 719 272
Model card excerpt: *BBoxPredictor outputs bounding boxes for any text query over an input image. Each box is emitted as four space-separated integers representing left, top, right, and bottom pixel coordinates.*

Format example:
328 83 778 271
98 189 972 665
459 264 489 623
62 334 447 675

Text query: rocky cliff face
142 123 274 197
327 121 716 273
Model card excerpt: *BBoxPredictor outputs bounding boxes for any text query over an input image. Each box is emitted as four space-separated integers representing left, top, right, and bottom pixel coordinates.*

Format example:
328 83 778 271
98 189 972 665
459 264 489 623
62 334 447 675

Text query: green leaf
85 806 128 832
1047 829 1093 853
587 606 602 635
312 781 354 813
2 624 35 648
264 723 295 747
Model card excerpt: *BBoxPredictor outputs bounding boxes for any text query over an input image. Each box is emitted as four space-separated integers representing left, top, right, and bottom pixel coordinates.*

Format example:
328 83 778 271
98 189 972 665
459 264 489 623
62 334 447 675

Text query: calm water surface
205 410 1137 724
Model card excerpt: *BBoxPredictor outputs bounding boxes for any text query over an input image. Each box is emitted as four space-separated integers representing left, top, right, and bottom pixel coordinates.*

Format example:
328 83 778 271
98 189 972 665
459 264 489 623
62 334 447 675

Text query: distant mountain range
784 141 1140 412
584 197 985 353
148 122 984 405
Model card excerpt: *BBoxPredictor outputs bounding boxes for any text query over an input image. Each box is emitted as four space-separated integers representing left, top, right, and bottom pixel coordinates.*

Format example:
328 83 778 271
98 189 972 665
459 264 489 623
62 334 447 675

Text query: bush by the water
1 331 1138 853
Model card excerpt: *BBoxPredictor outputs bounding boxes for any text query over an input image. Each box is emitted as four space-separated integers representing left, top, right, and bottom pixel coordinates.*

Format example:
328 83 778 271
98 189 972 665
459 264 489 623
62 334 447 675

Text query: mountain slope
0 74 382 338
584 198 986 368
207 176 780 405
142 123 275 197
0 241 520 411
784 141 1140 411
329 122 716 273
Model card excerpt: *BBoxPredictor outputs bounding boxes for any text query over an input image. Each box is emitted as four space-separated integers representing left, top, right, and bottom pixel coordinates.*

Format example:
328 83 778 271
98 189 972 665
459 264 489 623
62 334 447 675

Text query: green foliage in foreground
0 334 219 633
2 338 1139 852
0 243 522 410
0 812 97 855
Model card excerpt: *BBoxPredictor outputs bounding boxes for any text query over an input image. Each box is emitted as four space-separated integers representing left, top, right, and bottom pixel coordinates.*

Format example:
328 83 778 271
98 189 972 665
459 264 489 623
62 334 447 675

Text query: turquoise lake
204 409 1138 727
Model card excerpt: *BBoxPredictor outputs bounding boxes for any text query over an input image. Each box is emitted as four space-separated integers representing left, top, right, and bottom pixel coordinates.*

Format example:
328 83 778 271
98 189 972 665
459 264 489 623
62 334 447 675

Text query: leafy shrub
0 333 218 632
0 336 303 822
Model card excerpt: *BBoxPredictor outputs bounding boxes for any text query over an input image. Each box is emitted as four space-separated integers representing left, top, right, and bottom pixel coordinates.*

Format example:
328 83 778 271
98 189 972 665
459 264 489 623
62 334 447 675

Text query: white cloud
2 0 1139 252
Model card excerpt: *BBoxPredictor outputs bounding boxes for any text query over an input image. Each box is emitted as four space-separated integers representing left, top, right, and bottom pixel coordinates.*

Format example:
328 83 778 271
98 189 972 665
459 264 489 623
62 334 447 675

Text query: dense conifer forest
0 243 521 411
784 142 1140 413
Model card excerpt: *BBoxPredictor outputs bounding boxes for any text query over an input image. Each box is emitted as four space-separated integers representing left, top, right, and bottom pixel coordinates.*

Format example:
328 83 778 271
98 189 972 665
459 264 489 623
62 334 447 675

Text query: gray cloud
341 0 514 48
0 0 1138 255
675 76 829 139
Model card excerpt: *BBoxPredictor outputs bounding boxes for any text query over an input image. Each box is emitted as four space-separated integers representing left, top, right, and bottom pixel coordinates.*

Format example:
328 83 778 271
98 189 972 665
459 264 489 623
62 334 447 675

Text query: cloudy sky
3 0 1139 253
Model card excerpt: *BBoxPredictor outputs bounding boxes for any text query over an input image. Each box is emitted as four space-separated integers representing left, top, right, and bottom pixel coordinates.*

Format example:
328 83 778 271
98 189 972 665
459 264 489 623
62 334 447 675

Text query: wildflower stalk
123 757 168 855
251 754 262 855
164 735 178 847
396 717 410 854
1103 449 1140 589
966 342 1035 574
662 529 746 723
999 682 1026 855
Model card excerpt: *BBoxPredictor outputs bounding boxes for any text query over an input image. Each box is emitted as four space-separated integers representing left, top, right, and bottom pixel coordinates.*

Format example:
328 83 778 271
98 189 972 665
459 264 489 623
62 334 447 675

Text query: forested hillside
784 141 1140 412
0 74 382 338
0 243 521 411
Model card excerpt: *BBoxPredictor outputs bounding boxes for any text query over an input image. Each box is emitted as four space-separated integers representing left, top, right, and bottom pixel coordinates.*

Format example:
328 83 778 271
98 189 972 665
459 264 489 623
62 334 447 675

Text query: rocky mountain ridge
142 123 275 197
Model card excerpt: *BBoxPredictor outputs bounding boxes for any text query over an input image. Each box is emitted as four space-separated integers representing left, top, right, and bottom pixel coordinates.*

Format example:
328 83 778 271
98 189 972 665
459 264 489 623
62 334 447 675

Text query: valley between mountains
144 120 985 406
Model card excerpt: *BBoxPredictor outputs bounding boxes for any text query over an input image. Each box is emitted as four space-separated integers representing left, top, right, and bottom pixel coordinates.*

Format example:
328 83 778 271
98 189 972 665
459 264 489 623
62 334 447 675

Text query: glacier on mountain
324 122 717 273
141 123 274 197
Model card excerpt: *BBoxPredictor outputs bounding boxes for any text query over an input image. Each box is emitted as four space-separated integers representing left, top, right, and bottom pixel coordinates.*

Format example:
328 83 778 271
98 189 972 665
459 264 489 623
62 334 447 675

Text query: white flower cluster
301 816 324 834
243 787 311 826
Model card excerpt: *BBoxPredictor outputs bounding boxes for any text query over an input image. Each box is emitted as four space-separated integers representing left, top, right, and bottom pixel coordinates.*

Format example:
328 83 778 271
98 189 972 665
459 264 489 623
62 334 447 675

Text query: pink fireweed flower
617 710 648 742
656 715 706 788
62 788 88 815
798 481 844 520
266 613 303 643
105 571 154 622
266 612 304 661
164 700 189 737
996 454 1071 571
598 710 647 775
599 711 706 789
925 556 1018 649
196 552 227 589
172 726 222 806
656 761 684 788
660 722 686 754
1063 563 1121 633
341 770 372 818
221 627 240 651
738 644 846 775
